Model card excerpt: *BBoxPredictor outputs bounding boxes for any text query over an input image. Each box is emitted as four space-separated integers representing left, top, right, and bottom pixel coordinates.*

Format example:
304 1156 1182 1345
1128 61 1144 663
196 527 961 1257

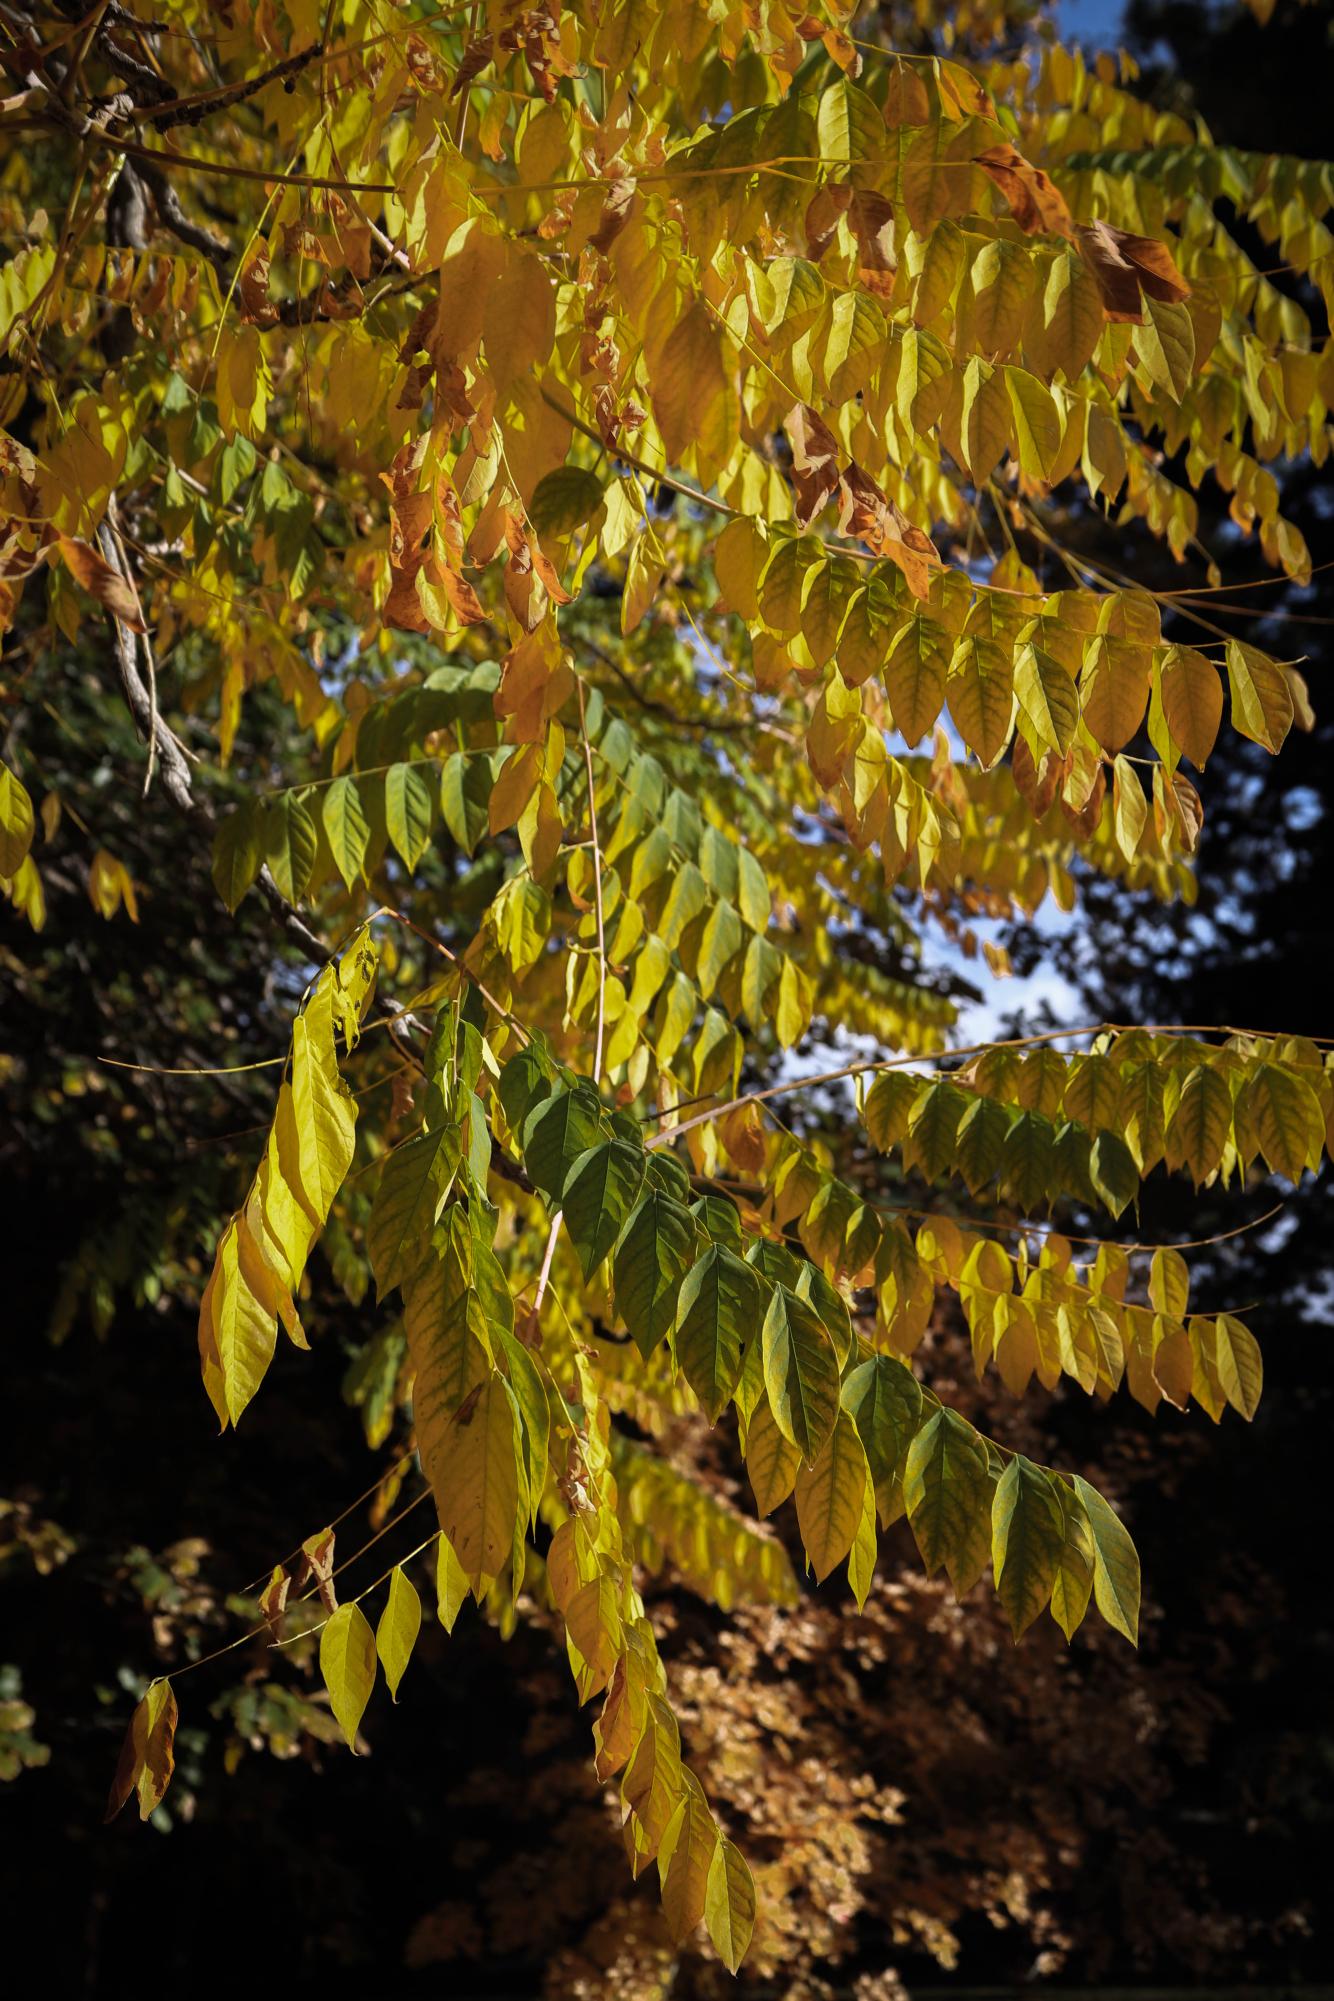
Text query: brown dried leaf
300 1527 338 1613
1077 220 1190 325
975 145 1075 240
56 535 145 632
784 404 842 527
105 1680 177 1822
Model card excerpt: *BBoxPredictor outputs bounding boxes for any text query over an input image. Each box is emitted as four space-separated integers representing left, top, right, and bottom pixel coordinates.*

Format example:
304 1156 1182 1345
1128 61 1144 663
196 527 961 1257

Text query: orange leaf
56 535 145 632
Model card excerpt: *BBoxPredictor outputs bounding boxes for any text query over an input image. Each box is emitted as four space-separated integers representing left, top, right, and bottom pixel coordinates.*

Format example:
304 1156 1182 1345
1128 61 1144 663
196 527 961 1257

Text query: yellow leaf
1226 639 1293 754
199 1216 278 1428
87 848 139 921
745 1396 801 1517
966 240 1034 359
657 1773 719 1944
652 301 731 468
705 1835 756 1973
773 956 811 1049
375 1566 422 1701
1212 1312 1264 1420
1005 367 1062 483
320 1602 377 1750
885 614 949 745
959 356 1012 485
1111 755 1147 860
105 1679 177 1822
1080 634 1150 753
1133 294 1196 403
1026 249 1103 381
430 1370 521 1589
947 634 1014 768
794 1409 871 1582
483 244 555 391
436 1532 471 1634
287 983 357 1227
1014 642 1078 755
1158 645 1223 769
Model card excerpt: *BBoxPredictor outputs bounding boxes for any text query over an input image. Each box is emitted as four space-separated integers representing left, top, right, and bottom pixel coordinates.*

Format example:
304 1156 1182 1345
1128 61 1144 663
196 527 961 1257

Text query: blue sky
1056 0 1131 48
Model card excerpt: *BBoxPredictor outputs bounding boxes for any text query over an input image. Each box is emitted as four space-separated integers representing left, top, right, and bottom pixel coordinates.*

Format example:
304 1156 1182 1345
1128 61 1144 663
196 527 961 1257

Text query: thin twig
576 675 606 1084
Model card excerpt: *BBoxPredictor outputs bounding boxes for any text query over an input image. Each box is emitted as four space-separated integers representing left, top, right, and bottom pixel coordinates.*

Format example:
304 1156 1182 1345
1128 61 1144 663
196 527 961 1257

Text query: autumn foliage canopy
1 0 1330 1977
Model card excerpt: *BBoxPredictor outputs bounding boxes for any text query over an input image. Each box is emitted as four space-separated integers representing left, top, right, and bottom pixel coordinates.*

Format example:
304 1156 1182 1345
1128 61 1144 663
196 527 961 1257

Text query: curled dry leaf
105 1679 177 1822
1077 219 1191 324
55 535 146 632
975 144 1076 240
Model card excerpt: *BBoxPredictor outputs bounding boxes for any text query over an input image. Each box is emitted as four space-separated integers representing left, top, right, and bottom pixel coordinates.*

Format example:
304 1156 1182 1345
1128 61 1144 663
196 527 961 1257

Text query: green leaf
440 750 493 855
263 792 317 903
673 1244 759 1422
1243 1062 1323 1181
522 1082 605 1203
1072 1474 1140 1644
562 1137 645 1280
211 804 263 913
375 1565 422 1700
498 1325 550 1521
368 1124 461 1297
905 1079 967 1181
614 1187 697 1359
904 1407 993 1596
1165 1064 1233 1184
529 465 606 539
384 760 433 870
991 1454 1064 1639
955 1093 1012 1194
323 775 371 888
1048 1477 1095 1641
320 1602 377 1749
1088 1129 1138 1219
840 1353 923 1507
761 1284 840 1466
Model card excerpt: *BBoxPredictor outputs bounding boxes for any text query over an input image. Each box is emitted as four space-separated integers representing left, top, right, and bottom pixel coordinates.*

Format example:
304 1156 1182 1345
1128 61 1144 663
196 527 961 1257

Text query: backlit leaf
320 1602 378 1749
905 1408 993 1596
761 1284 840 1465
991 1454 1064 1638
375 1566 422 1701
673 1244 758 1422
1073 1475 1140 1644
